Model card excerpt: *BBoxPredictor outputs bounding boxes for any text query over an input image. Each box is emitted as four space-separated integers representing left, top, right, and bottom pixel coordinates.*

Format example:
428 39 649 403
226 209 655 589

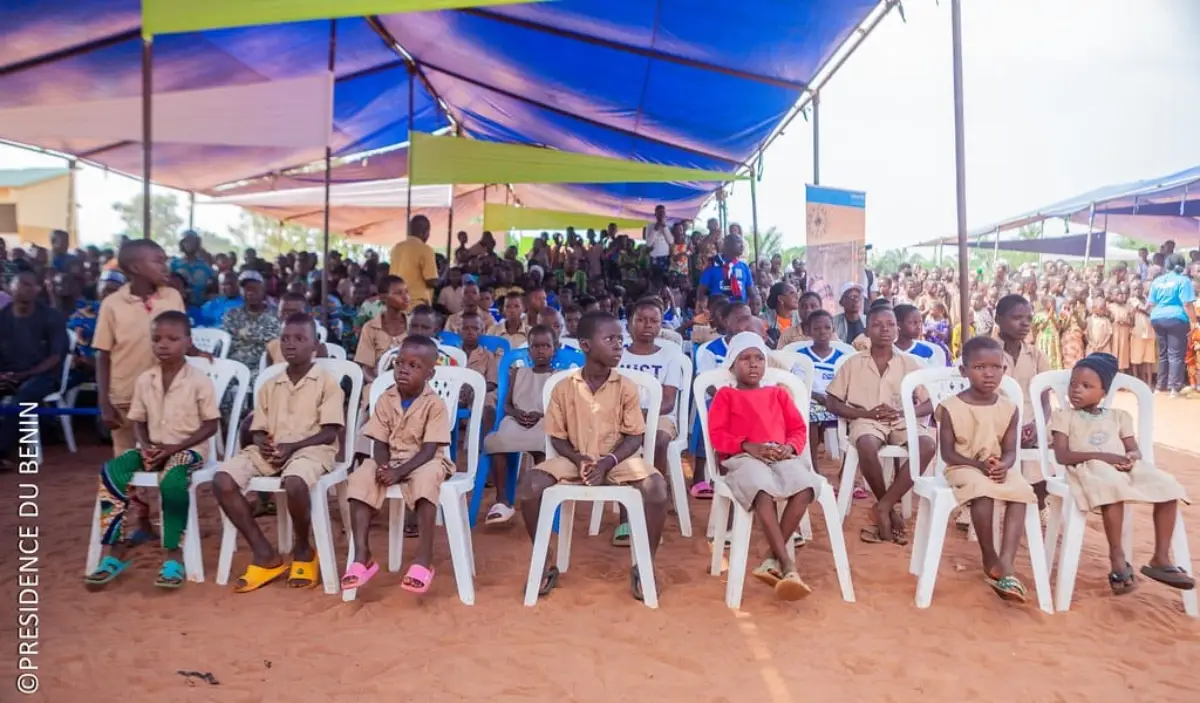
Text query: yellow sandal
287 558 320 589
232 563 289 593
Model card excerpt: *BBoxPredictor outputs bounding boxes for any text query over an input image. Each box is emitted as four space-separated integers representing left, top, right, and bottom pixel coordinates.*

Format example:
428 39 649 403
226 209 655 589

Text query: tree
750 226 783 260
194 227 242 255
111 193 185 247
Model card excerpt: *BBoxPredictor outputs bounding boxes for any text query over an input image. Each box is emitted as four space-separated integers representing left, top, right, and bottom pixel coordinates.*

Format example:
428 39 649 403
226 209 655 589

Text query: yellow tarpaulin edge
409 132 747 186
143 0 545 38
483 203 646 232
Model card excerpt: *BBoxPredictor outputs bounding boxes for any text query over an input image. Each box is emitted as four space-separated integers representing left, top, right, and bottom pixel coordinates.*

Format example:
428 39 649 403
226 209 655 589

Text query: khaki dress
483 367 552 454
1109 302 1134 371
1130 299 1156 365
1049 407 1189 513
940 396 1036 506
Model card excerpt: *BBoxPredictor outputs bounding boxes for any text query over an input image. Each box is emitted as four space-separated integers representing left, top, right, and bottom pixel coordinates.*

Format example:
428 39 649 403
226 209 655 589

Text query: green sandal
85 555 130 589
155 559 186 589
611 523 631 547
987 575 1028 603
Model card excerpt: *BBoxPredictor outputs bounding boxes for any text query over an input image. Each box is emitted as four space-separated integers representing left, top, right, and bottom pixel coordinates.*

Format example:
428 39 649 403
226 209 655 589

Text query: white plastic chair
783 340 853 462
259 342 349 372
215 359 363 595
902 368 1053 612
315 323 328 344
192 328 232 359
694 368 855 608
84 357 250 583
590 351 694 538
524 368 663 608
439 344 468 367
341 366 485 604
37 335 77 456
1031 371 1196 616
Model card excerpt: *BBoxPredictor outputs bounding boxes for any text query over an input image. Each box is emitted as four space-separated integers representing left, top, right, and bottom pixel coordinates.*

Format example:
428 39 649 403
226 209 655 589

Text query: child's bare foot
888 509 909 545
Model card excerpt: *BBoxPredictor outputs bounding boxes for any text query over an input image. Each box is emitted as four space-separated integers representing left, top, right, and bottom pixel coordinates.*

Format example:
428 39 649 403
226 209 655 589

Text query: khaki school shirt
545 369 645 457
127 362 220 461
362 385 452 467
93 284 186 406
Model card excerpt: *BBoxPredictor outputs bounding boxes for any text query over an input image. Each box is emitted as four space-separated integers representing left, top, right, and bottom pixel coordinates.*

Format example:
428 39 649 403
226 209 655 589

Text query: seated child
479 286 503 324
211 314 345 593
1050 352 1193 594
266 292 329 365
825 305 935 545
709 332 823 600
85 311 219 590
340 336 455 594
795 310 849 464
538 307 566 340
356 275 410 385
561 304 583 342
409 303 457 366
616 297 684 545
893 303 938 365
517 311 669 601
481 325 558 525
939 337 1036 602
459 310 498 431
487 292 530 347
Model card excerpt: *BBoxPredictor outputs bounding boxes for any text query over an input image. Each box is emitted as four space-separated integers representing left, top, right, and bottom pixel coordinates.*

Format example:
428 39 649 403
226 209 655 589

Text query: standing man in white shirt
645 204 672 279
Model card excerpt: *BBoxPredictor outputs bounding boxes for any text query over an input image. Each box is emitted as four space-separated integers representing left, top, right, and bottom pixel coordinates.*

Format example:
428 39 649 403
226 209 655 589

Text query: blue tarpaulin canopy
0 0 883 223
971 164 1200 247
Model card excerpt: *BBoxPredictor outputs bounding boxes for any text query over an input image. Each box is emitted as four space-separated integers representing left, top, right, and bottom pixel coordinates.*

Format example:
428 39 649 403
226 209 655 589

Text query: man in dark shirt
0 270 68 470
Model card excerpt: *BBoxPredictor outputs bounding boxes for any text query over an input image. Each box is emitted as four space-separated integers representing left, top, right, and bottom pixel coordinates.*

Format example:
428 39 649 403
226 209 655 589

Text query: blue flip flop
155 560 186 589
84 555 130 589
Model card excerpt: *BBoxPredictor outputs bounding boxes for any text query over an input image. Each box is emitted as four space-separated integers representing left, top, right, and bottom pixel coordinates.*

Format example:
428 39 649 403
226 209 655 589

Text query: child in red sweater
708 332 823 601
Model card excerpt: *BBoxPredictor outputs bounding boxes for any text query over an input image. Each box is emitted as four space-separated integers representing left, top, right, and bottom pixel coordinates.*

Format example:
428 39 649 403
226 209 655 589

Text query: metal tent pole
66 158 77 242
188 191 195 230
405 63 415 231
750 159 760 263
141 38 152 240
811 91 821 185
1082 202 1097 268
950 0 971 341
320 19 338 329
1101 214 1109 268
992 227 1000 268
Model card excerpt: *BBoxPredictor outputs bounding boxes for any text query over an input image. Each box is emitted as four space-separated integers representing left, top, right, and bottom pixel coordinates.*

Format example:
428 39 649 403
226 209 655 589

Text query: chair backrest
541 367 662 462
693 368 811 461
377 346 399 375
1028 369 1155 475
323 342 347 360
900 366 1024 481
658 328 684 346
477 335 511 357
192 328 232 359
315 323 328 344
439 344 468 367
492 345 585 431
186 356 251 460
54 331 76 396
439 331 463 348
368 366 487 484
926 342 949 368
771 349 814 394
256 358 363 471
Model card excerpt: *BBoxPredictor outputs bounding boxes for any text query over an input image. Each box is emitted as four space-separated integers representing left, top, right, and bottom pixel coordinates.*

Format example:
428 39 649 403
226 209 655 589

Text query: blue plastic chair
439 331 463 348
478 335 511 357
469 345 585 526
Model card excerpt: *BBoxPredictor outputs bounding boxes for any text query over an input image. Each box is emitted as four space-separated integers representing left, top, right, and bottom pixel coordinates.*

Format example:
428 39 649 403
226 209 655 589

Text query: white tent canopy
205 178 453 209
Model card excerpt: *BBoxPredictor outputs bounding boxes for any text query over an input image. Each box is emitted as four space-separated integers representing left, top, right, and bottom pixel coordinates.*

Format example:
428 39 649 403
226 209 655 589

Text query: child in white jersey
795 309 847 465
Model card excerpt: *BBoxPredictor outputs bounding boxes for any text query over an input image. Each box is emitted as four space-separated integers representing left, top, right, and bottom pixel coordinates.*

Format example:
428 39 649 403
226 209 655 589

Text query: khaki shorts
848 419 932 447
347 457 451 510
535 455 658 485
217 445 335 492
656 416 678 442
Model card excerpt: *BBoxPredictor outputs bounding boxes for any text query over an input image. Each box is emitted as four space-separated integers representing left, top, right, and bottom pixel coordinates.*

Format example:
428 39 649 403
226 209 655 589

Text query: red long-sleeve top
708 385 808 458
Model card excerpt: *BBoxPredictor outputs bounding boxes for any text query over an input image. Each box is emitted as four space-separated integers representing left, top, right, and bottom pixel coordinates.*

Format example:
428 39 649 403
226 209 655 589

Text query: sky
3 0 1199 251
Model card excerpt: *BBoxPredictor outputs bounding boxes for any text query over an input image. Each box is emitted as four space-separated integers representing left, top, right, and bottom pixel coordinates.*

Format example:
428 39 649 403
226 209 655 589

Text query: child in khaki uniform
939 337 1036 603
85 311 219 590
994 294 1053 508
356 276 410 385
825 306 935 546
517 311 670 602
212 315 345 593
487 292 530 347
93 240 188 458
340 336 455 594
265 293 330 365
1050 353 1193 594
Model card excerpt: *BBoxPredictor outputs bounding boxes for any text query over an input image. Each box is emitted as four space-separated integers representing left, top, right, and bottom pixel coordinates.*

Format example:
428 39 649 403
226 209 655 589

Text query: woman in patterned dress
220 272 281 419
1060 288 1088 369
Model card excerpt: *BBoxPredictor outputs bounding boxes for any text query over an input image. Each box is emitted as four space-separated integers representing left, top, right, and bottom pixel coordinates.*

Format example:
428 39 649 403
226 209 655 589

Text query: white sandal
485 503 515 526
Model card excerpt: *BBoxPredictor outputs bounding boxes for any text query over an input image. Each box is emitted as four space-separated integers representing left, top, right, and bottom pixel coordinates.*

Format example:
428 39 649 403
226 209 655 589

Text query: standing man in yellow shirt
388 215 439 306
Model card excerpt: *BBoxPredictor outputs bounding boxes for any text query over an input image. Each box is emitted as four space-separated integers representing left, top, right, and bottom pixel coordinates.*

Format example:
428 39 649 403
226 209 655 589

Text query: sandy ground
1 395 1198 703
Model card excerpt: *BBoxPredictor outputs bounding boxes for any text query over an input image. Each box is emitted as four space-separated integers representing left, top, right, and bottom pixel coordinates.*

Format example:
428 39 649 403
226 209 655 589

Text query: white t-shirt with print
619 345 684 411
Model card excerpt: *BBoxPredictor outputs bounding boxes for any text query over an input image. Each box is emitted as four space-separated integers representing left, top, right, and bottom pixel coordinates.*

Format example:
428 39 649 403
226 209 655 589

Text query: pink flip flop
400 564 435 594
689 481 713 500
340 561 380 590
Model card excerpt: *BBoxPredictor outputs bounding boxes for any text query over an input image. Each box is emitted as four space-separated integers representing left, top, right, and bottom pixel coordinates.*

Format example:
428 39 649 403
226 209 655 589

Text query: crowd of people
0 210 1195 602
